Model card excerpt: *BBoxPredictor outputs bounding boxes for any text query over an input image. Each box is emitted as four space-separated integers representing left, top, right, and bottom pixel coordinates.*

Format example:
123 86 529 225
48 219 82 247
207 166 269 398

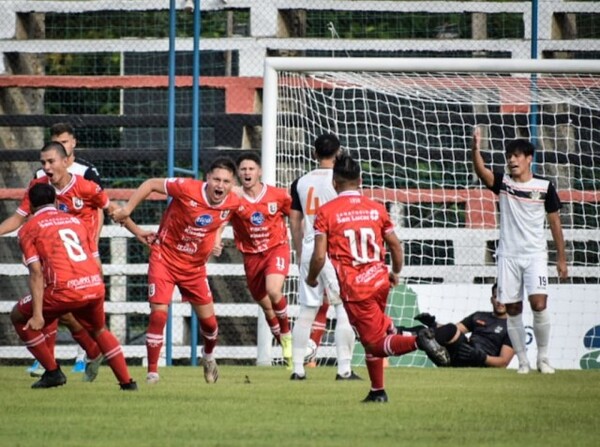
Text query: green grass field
1 365 597 447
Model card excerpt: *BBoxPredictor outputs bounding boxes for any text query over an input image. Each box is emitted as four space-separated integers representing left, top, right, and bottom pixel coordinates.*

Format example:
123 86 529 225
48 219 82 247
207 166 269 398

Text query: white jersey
290 168 337 247
290 167 341 306
491 172 561 258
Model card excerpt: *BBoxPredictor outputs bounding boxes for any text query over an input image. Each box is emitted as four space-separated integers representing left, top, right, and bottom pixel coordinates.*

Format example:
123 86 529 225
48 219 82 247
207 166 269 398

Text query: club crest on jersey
195 214 213 226
250 212 265 226
530 191 541 201
220 210 231 220
369 210 379 220
72 197 84 210
268 202 277 215
148 284 155 297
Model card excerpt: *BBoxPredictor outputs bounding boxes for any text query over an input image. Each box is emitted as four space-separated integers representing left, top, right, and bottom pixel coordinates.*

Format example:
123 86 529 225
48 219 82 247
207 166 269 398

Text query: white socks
533 309 551 360
333 304 355 376
507 314 529 366
291 306 319 376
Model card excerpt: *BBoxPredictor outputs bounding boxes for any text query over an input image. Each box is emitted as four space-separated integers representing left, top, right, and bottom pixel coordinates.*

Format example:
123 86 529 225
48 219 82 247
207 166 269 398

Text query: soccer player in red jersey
0 142 151 381
229 152 293 367
10 183 137 390
306 154 450 403
110 157 241 385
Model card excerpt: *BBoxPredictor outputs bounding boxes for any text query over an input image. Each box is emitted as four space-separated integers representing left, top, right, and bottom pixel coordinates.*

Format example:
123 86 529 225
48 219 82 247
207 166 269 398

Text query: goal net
262 58 600 369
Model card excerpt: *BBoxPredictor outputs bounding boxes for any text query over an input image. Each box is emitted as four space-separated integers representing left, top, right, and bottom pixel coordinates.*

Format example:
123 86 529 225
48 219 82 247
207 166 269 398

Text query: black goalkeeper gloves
414 312 437 328
456 343 487 367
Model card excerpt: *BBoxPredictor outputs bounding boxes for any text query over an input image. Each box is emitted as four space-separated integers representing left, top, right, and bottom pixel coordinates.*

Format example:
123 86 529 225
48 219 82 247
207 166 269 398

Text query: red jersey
156 178 240 270
17 175 109 241
18 206 103 302
230 184 291 254
314 191 395 302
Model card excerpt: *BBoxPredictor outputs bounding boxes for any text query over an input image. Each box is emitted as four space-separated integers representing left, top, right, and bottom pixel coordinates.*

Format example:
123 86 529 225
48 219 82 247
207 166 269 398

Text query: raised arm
547 211 568 281
471 128 495 189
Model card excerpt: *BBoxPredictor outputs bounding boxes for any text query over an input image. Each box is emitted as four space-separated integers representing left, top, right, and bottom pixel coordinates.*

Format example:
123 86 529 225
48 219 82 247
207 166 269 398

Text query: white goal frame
258 57 600 368
262 56 600 183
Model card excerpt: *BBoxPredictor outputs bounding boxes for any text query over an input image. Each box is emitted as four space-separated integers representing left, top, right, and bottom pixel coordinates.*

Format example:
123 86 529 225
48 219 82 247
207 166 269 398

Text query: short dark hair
314 133 340 159
491 282 498 295
208 157 236 175
506 139 535 158
29 183 56 209
50 122 75 138
333 153 361 183
236 152 261 168
41 141 68 158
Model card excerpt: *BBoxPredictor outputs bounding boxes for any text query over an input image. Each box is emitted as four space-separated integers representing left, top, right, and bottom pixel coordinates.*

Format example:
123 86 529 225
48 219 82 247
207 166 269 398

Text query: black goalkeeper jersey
460 311 512 356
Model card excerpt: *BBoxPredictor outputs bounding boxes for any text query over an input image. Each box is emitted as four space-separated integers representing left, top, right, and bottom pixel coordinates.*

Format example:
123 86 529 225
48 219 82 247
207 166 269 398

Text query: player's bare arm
110 178 167 223
384 230 403 286
471 128 494 188
484 344 514 368
0 213 27 236
24 261 45 331
289 209 304 262
547 211 568 280
306 233 327 287
106 202 157 246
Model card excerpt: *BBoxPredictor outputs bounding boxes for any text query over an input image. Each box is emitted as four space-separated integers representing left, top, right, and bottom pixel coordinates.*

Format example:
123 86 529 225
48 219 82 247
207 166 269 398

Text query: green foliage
0 366 598 446
305 10 524 39
45 10 251 39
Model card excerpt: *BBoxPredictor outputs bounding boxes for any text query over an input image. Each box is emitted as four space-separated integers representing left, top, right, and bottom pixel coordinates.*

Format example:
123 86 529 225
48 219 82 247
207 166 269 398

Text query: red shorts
148 249 212 305
242 244 290 301
342 283 393 348
17 290 106 333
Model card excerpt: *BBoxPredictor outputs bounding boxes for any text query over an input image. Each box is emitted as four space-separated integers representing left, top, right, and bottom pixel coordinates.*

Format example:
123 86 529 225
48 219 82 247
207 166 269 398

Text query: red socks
95 330 131 384
369 334 417 358
14 322 58 371
266 316 281 342
71 328 102 360
365 354 385 390
199 315 218 355
42 319 59 354
146 310 168 373
272 296 290 334
311 302 329 347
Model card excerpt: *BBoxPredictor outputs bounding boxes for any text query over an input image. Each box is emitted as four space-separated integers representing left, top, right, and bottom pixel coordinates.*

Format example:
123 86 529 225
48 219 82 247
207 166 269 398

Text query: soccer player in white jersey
289 133 360 381
471 128 568 374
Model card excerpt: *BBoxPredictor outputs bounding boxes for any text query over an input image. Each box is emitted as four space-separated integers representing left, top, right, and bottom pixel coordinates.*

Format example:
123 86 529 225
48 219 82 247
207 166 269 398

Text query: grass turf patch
1 366 598 446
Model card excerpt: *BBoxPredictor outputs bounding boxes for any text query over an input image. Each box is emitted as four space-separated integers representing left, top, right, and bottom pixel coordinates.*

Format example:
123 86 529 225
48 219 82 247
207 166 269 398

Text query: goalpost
260 57 600 369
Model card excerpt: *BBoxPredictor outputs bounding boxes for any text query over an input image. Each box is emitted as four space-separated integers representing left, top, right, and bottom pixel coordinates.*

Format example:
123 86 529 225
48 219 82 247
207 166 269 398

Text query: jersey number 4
344 228 380 265
305 187 320 216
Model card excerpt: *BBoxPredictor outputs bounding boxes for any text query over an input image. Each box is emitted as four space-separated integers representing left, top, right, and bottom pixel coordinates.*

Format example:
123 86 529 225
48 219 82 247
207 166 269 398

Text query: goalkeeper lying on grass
401 283 515 368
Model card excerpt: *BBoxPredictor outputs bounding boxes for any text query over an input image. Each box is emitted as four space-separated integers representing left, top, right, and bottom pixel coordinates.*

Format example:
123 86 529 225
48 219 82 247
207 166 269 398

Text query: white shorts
497 255 549 304
298 245 341 307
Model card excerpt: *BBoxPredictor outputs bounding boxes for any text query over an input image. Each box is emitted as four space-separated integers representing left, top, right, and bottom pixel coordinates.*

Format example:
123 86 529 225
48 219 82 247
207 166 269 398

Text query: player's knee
9 305 25 324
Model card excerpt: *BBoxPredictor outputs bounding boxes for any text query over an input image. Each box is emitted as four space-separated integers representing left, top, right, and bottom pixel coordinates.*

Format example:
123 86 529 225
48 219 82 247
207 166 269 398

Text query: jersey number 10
344 228 380 265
